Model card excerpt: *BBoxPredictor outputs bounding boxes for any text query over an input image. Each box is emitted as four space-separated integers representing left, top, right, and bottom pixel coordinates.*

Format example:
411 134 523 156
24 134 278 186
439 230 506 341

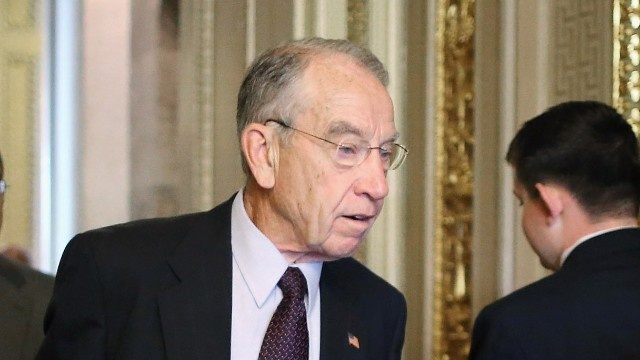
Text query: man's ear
241 123 278 189
535 183 564 223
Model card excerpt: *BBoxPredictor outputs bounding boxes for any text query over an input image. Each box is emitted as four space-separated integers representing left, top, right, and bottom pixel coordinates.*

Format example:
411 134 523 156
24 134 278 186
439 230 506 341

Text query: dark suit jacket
37 195 407 359
469 228 640 360
0 255 54 360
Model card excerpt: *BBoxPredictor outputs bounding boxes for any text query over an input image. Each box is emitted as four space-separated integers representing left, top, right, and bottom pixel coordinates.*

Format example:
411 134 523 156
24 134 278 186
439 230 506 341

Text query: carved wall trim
365 0 408 289
187 0 215 211
432 0 475 359
551 0 612 104
614 0 640 132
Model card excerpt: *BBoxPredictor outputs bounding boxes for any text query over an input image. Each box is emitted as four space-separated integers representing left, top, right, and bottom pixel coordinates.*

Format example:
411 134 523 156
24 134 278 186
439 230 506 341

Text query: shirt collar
560 225 638 266
231 189 322 309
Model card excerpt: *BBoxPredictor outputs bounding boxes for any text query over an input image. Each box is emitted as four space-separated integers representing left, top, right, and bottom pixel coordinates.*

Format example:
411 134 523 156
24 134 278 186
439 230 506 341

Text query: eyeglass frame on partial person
266 119 408 171
0 180 6 195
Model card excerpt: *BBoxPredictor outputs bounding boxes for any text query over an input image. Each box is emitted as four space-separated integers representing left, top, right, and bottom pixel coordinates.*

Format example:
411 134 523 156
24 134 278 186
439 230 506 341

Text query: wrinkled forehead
298 55 395 137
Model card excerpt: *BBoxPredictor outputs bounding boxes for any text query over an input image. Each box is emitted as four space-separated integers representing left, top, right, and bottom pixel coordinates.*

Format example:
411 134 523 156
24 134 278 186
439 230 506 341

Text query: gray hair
236 37 389 174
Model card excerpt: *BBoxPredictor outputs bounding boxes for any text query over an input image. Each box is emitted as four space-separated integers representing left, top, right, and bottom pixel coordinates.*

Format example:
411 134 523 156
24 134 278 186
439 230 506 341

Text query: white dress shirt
230 189 323 359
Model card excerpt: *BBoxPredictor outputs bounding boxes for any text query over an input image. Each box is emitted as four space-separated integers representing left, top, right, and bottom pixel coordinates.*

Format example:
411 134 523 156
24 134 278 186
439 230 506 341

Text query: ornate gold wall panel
0 0 40 252
433 0 475 359
614 0 640 132
552 0 612 103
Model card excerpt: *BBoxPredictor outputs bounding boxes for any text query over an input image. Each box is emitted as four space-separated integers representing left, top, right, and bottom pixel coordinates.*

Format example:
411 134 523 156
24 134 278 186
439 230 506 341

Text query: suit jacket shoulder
469 228 640 360
0 255 54 360
38 196 236 360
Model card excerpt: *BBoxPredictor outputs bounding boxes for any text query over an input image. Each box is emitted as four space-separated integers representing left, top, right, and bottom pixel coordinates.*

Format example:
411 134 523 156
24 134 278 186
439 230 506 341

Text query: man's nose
354 150 389 200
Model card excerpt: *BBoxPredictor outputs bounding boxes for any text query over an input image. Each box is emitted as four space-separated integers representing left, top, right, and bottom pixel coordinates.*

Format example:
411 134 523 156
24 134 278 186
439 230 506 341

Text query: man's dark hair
0 151 3 180
506 100 640 219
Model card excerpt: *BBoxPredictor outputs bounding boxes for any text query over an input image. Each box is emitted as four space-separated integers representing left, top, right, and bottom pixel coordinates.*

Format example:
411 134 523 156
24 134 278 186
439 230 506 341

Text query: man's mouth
344 214 374 221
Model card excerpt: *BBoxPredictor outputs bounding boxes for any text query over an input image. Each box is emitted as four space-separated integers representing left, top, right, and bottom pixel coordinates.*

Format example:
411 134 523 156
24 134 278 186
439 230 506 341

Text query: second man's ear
241 123 278 189
535 183 564 224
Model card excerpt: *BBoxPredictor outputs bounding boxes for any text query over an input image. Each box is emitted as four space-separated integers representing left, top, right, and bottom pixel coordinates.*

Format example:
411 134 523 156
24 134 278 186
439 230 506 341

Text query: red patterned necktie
258 267 309 360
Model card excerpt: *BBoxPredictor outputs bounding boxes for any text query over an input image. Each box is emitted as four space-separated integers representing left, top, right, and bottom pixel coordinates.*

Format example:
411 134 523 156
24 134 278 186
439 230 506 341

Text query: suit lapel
319 262 366 360
158 198 234 360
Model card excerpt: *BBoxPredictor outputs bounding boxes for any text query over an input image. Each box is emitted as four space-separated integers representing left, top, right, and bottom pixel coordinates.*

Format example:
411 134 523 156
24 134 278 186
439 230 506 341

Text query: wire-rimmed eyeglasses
0 180 6 195
266 119 408 170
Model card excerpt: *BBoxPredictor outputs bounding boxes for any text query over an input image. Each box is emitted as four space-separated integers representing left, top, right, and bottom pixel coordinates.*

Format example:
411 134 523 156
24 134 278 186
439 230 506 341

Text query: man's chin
326 237 364 259
539 258 560 271
301 234 366 262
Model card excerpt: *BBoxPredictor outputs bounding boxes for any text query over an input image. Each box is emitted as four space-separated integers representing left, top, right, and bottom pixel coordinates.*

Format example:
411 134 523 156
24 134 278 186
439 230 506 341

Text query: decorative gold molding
433 0 475 359
553 1 612 103
613 0 640 134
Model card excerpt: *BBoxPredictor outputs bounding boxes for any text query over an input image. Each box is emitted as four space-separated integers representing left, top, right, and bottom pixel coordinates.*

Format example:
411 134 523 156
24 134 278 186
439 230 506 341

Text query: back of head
236 37 388 174
506 100 640 219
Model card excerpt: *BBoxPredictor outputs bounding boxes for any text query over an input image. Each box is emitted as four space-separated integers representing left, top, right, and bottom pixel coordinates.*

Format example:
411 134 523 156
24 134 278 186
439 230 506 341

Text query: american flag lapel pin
348 332 360 349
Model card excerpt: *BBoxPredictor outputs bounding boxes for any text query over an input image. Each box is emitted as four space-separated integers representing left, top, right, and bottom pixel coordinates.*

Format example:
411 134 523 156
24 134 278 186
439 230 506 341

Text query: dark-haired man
469 101 640 359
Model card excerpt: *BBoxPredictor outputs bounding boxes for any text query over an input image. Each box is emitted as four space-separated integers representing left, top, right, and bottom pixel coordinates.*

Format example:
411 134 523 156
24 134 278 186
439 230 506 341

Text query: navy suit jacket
37 194 406 359
469 228 640 360
0 255 54 360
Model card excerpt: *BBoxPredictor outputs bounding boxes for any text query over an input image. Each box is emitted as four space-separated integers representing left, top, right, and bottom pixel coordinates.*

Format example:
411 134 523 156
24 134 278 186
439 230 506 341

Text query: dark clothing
469 228 640 360
37 195 406 359
0 255 54 360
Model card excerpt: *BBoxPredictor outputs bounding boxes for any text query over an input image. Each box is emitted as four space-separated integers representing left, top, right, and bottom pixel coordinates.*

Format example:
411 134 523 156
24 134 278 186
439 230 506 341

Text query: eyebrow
326 120 400 143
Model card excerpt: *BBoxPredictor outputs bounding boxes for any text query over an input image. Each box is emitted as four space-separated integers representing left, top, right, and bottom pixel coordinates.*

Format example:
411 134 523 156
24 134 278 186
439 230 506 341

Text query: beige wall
80 0 132 232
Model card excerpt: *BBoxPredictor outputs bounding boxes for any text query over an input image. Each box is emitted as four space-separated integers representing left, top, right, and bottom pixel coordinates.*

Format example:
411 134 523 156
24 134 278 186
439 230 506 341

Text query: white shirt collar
231 189 322 308
560 225 637 266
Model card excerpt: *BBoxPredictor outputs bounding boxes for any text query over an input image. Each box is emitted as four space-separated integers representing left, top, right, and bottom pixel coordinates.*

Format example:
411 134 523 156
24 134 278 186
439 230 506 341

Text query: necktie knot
278 267 307 301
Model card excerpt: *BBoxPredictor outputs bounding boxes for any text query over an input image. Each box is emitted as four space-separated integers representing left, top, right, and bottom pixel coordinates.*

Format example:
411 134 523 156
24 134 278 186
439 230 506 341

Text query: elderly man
37 38 408 359
469 101 640 359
